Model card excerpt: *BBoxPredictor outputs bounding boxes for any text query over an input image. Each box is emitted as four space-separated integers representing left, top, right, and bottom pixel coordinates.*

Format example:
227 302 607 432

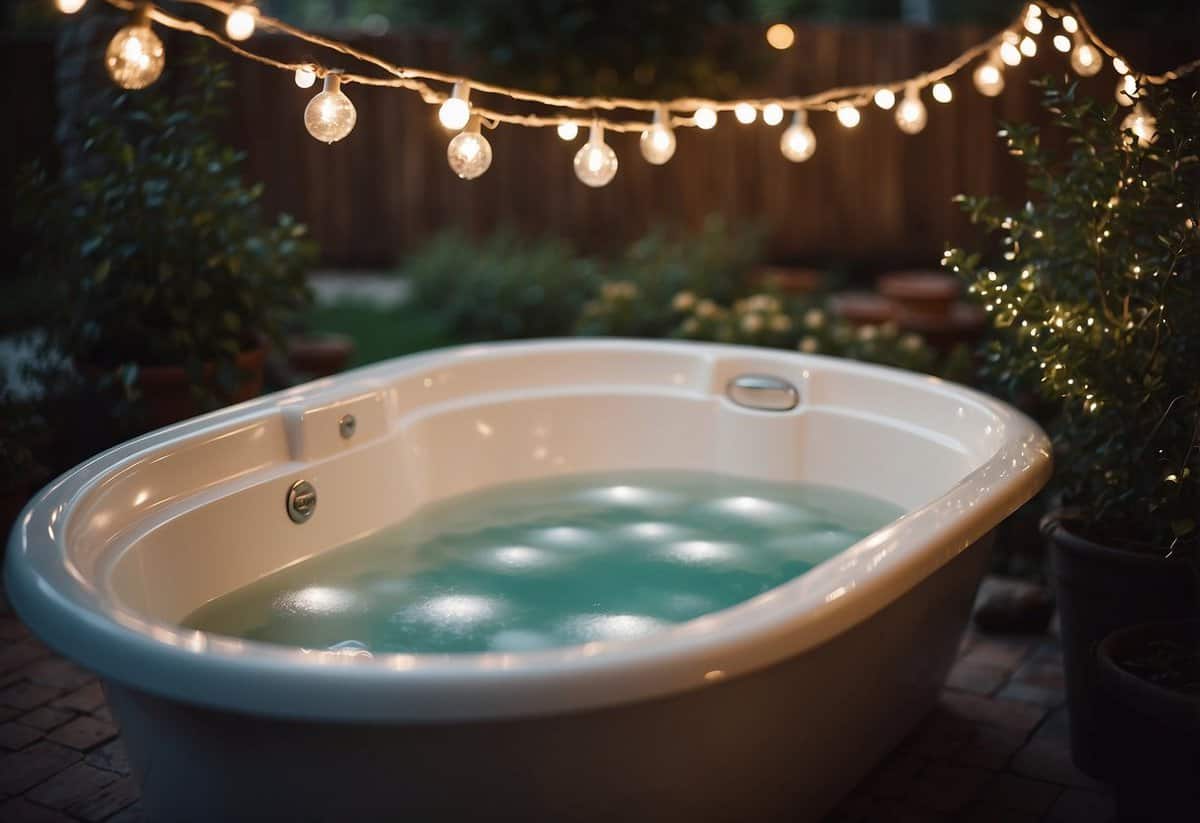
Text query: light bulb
438 82 471 130
1024 15 1043 35
836 104 860 128
973 61 1005 97
1116 74 1138 106
557 122 579 141
932 81 953 103
694 106 717 130
56 0 87 13
1000 41 1022 67
780 111 815 162
1020 36 1037 57
294 65 316 89
734 103 757 124
1121 105 1156 146
1113 57 1129 75
895 87 927 135
1071 42 1101 76
640 110 676 165
574 123 618 187
874 88 896 110
762 103 784 126
304 74 356 143
105 13 165 90
1025 3 1041 17
1052 34 1071 53
447 118 492 179
1062 15 1078 33
225 5 257 41
766 23 795 50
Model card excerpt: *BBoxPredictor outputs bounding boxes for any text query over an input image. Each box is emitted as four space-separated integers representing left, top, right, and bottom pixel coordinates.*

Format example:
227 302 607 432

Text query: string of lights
57 0 1199 186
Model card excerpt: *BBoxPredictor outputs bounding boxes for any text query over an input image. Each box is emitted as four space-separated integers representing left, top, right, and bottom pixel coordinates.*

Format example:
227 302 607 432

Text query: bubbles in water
481 545 557 572
661 540 741 565
275 586 358 617
565 613 666 642
622 521 689 541
327 639 372 658
402 594 502 628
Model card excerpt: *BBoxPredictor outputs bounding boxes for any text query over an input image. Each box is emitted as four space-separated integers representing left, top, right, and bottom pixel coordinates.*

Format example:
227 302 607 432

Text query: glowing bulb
1052 34 1071 53
303 73 356 143
225 5 257 41
1121 105 1156 146
105 13 165 90
1116 74 1138 106
1026 3 1041 17
835 103 860 128
447 117 492 179
1024 15 1043 35
694 106 717 130
874 88 896 110
779 111 815 162
894 86 927 135
973 61 1005 97
574 122 618 187
294 65 316 89
56 0 87 13
766 23 795 50
1020 36 1037 57
762 103 784 126
640 109 676 165
734 103 757 124
1062 15 1078 33
557 121 579 141
931 81 953 103
1113 57 1129 75
1071 42 1101 76
438 82 471 130
1000 41 1022 66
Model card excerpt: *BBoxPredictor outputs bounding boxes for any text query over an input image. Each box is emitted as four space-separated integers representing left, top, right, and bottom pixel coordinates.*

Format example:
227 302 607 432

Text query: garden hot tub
6 340 1051 821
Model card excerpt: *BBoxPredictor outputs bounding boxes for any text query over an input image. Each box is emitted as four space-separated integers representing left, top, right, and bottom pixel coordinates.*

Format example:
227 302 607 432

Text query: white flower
740 313 764 334
803 308 825 329
602 281 638 301
695 299 719 319
672 290 697 312
900 333 924 351
768 313 793 333
799 336 819 353
856 324 878 342
681 317 700 335
879 321 899 337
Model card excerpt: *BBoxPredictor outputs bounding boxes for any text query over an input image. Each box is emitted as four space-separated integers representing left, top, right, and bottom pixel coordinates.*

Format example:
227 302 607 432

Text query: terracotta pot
287 334 355 378
1045 513 1198 778
1097 619 1200 821
877 271 960 320
136 348 266 430
828 291 897 327
751 266 826 296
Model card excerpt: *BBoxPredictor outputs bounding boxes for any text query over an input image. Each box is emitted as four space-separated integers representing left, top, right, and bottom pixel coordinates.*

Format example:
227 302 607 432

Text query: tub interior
61 346 1009 625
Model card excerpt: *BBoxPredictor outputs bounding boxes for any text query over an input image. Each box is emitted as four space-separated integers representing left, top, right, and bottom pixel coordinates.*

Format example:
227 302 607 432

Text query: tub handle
726 374 800 412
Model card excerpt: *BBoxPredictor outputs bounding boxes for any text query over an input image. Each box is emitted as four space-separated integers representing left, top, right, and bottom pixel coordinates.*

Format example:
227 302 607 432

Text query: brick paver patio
0 577 1112 822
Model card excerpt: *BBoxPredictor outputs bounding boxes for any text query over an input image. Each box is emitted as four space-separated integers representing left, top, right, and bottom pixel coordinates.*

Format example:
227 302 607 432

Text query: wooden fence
4 22 1183 269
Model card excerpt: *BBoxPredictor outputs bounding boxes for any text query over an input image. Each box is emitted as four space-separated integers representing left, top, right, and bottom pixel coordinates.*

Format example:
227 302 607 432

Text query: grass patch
302 299 456 367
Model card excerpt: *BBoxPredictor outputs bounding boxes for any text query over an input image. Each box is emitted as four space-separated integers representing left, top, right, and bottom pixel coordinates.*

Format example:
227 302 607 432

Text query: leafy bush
406 228 601 340
16 52 315 398
945 80 1199 554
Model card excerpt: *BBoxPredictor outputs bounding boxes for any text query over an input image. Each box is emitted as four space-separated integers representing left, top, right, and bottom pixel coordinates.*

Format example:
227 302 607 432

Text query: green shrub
406 228 601 340
945 80 1199 553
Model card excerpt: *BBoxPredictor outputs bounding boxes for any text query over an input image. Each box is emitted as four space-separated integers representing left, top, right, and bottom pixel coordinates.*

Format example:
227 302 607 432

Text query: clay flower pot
136 347 266 430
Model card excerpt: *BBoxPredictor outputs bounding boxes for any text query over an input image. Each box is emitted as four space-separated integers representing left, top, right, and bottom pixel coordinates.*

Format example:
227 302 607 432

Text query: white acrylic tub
6 340 1050 822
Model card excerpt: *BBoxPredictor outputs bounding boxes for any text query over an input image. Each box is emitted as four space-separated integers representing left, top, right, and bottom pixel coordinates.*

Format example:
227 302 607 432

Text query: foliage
575 215 764 337
401 0 761 98
945 80 1199 555
406 228 602 341
15 51 315 405
0 390 47 494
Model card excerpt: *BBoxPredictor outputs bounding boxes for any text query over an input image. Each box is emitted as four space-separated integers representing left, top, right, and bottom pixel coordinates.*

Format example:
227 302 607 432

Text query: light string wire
98 0 1199 135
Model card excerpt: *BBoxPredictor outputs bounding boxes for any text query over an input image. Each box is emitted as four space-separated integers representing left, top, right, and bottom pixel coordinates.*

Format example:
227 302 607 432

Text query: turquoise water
182 471 902 655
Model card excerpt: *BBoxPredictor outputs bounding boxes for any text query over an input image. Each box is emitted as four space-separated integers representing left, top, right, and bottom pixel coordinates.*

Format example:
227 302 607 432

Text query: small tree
944 80 1199 556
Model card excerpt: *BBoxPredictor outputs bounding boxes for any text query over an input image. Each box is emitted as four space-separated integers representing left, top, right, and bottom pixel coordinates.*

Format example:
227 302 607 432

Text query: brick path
0 577 1111 822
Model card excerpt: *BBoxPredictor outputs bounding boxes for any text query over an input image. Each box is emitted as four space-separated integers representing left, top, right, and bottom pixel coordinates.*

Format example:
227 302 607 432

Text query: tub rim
5 339 1051 722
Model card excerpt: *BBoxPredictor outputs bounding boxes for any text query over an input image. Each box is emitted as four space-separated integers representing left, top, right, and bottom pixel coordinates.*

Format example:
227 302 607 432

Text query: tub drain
286 480 317 523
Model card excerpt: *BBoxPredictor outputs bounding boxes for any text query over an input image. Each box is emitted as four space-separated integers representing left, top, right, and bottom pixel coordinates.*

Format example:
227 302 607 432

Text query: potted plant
946 80 1199 780
1096 619 1200 819
17 50 314 434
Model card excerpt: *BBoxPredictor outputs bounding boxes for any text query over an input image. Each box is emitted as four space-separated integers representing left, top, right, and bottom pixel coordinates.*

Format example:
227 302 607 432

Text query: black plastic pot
1045 514 1198 778
1097 620 1200 822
